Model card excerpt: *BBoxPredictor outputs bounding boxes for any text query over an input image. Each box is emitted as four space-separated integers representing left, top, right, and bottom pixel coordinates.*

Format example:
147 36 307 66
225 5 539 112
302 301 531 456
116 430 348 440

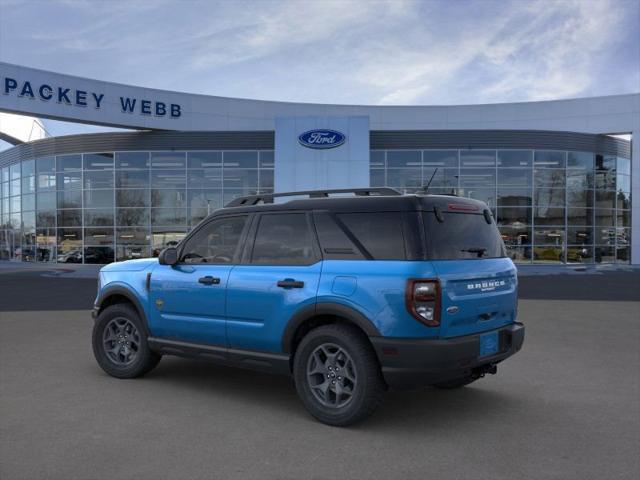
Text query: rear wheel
293 324 385 426
92 303 161 379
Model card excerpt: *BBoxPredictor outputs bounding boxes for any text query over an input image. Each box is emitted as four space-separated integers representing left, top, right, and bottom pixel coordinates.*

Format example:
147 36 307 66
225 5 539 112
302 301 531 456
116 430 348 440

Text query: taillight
406 279 441 327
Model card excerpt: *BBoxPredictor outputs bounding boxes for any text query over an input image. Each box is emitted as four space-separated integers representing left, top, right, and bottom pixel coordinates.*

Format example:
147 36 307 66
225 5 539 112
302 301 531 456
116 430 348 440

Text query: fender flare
95 284 150 335
281 302 381 354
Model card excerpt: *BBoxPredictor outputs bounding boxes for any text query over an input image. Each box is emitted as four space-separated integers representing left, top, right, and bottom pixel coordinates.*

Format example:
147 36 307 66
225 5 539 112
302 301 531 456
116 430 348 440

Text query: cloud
0 0 637 107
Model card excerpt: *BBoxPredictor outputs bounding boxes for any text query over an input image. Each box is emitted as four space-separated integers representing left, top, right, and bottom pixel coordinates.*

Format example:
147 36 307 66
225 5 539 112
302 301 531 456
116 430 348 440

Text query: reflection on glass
188 151 222 169
116 228 150 245
36 157 55 174
151 229 187 256
497 150 532 168
497 169 530 186
423 168 458 189
223 151 258 169
57 171 82 190
116 245 151 261
505 246 532 262
458 168 495 187
259 151 274 168
567 227 593 245
84 246 114 264
85 228 114 245
151 189 186 208
57 209 82 227
459 188 496 207
150 152 186 169
499 225 531 246
534 206 565 226
595 209 615 227
222 169 258 188
423 150 458 168
566 246 592 263
460 150 495 167
370 170 385 187
497 207 532 226
595 246 615 263
386 169 421 188
497 187 532 207
57 155 82 171
117 189 150 208
116 152 149 169
84 170 114 189
84 209 114 226
387 151 421 168
151 208 187 226
83 153 114 170
567 152 594 169
116 170 149 188
22 159 35 176
533 246 563 263
151 170 186 189
534 151 565 168
187 169 222 188
117 208 149 226
84 190 114 209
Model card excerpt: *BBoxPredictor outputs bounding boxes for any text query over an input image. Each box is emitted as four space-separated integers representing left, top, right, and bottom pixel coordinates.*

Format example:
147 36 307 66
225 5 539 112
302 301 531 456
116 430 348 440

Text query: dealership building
0 62 638 265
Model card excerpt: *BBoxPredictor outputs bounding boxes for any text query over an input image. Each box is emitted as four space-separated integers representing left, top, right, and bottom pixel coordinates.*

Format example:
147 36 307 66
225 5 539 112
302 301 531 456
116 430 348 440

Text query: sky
0 0 639 142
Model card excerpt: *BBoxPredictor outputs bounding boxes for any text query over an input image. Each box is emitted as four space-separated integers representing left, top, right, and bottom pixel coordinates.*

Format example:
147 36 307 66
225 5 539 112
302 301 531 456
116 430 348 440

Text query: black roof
213 191 488 216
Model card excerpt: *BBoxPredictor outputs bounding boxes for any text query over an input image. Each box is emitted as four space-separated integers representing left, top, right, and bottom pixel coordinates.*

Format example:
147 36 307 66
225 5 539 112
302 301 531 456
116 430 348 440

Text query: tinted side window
313 212 365 260
336 212 406 260
251 213 316 265
181 216 247 264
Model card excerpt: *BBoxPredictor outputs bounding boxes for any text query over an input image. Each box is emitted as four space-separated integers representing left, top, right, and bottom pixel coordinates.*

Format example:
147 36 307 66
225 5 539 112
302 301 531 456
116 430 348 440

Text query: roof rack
225 187 402 207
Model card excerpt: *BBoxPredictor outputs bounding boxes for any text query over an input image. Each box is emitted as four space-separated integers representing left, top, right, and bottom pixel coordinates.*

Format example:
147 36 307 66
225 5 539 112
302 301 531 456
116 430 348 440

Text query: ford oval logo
298 129 346 149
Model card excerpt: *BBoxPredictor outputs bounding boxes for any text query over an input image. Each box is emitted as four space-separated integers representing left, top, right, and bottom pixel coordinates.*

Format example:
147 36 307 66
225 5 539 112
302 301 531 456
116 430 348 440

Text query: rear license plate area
479 331 499 358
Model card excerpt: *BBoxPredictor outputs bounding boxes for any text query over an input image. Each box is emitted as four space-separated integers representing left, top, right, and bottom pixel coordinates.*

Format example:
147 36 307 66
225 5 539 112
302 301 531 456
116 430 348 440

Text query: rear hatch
423 203 518 338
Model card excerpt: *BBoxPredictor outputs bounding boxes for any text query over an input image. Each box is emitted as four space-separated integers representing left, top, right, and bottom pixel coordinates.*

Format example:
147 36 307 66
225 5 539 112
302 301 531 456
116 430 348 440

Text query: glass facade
371 149 631 264
0 147 632 265
0 151 274 263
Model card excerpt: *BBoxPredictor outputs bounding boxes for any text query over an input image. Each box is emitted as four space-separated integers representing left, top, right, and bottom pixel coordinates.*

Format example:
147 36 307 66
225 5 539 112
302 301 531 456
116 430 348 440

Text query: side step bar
147 337 291 375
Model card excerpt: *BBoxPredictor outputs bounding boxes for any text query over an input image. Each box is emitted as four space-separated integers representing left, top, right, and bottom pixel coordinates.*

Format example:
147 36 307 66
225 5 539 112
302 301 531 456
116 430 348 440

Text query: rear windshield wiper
460 247 487 258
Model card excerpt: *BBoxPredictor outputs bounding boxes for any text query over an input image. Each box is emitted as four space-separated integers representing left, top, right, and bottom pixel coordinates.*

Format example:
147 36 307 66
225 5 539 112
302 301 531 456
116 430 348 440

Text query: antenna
421 167 439 193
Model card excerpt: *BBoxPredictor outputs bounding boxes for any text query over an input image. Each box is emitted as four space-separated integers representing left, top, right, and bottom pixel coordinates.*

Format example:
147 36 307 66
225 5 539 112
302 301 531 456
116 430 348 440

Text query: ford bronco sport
92 188 524 426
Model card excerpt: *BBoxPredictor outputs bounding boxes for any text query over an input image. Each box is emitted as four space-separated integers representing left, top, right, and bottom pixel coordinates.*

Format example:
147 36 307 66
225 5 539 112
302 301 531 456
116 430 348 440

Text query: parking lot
1 268 639 480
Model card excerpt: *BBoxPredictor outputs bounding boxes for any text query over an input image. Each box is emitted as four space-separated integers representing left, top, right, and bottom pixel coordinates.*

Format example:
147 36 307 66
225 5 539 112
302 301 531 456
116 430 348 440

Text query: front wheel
92 303 161 379
293 324 385 426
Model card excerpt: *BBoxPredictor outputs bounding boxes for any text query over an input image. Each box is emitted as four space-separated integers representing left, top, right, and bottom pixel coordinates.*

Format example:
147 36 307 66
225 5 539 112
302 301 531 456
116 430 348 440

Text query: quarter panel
318 260 441 338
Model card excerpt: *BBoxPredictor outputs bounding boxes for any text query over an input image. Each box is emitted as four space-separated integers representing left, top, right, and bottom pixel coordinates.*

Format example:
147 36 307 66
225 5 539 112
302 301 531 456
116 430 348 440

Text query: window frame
176 213 251 265
243 211 321 266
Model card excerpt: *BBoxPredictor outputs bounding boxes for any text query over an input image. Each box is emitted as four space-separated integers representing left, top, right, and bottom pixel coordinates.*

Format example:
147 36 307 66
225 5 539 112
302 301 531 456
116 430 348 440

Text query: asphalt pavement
0 269 639 479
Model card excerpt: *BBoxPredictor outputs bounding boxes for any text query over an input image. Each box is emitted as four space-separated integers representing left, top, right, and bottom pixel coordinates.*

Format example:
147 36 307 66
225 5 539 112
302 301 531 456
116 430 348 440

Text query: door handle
198 276 221 285
277 279 304 288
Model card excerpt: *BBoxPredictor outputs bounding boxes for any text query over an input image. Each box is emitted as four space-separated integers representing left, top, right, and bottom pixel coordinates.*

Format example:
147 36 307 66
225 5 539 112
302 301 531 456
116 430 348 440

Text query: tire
432 376 477 389
92 303 161 379
293 323 385 426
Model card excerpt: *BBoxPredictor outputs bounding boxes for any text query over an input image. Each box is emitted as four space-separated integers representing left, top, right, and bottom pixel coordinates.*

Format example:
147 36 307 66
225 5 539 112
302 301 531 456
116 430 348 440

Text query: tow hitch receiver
472 364 498 379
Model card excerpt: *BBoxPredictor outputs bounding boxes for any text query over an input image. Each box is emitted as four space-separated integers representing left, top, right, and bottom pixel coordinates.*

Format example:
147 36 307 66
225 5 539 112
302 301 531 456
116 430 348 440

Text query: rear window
423 212 506 260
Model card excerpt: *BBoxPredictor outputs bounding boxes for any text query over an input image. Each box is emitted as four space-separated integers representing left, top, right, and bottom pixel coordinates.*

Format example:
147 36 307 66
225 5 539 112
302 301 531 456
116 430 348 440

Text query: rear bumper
370 322 525 390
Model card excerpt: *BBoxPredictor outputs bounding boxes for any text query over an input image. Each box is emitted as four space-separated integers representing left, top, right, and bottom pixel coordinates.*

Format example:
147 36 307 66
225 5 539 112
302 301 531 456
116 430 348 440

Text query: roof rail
225 187 402 207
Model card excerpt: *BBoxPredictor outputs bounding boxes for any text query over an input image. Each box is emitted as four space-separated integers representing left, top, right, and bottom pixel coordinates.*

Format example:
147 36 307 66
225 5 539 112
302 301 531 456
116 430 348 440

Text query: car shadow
129 356 524 431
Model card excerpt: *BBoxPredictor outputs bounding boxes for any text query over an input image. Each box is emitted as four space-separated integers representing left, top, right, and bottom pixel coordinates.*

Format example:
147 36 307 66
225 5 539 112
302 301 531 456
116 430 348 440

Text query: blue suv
92 188 524 426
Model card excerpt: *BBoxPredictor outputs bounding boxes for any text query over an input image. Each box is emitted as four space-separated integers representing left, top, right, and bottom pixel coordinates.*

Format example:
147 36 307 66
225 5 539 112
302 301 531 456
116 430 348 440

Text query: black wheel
92 303 161 379
432 376 477 389
293 324 385 426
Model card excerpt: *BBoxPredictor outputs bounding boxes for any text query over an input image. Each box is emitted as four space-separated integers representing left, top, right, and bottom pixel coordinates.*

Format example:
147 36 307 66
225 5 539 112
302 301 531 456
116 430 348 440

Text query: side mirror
158 247 178 266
